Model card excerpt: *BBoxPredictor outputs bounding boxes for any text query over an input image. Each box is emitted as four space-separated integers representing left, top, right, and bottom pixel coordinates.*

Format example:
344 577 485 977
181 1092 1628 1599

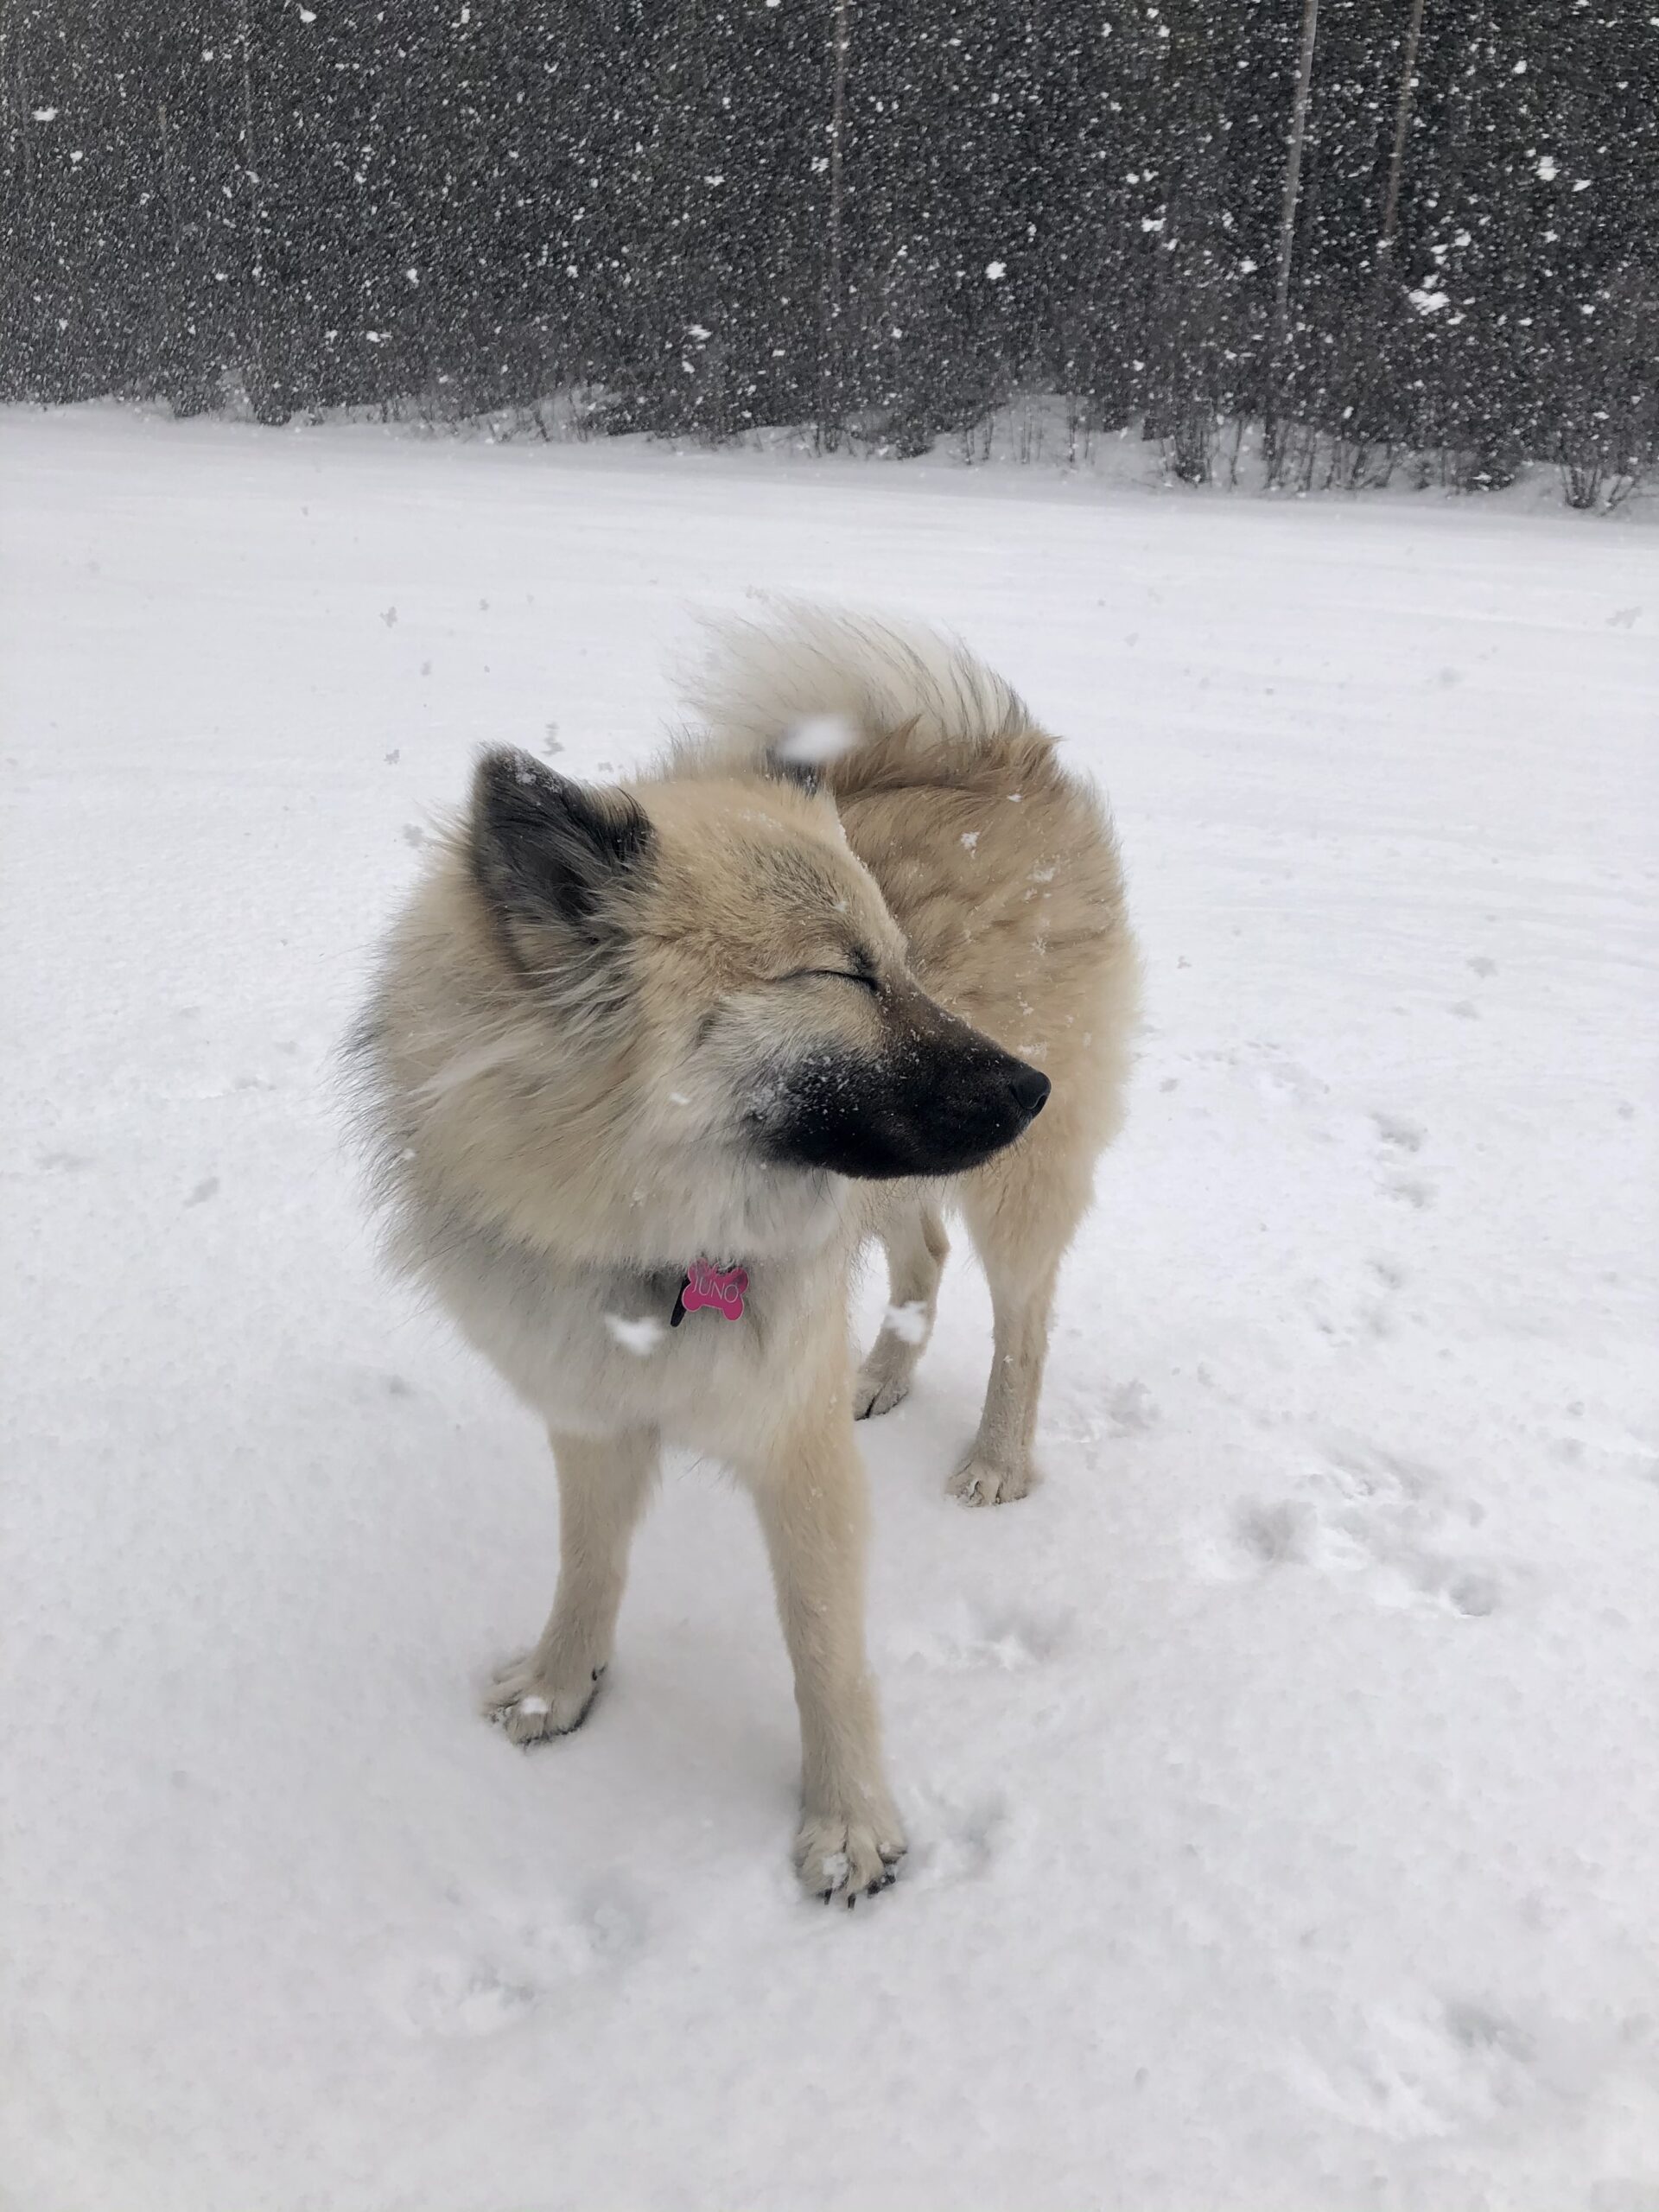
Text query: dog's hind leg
486 1424 658 1744
950 1140 1091 1506
855 1197 949 1419
949 1249 1058 1507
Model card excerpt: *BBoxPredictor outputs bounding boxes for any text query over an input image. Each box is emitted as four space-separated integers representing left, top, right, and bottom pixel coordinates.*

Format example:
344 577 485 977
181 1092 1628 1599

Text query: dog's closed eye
782 969 880 993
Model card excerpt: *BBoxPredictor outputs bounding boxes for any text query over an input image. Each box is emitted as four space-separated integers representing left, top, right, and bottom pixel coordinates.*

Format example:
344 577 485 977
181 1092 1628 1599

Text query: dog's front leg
486 1424 658 1745
746 1411 906 1904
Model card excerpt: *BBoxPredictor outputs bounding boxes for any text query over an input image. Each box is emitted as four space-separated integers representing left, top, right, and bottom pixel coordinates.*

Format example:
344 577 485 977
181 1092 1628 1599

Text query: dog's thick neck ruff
669 1258 749 1327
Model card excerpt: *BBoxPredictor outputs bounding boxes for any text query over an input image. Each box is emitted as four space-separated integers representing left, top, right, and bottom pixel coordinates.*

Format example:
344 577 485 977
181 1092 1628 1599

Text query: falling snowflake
779 714 858 766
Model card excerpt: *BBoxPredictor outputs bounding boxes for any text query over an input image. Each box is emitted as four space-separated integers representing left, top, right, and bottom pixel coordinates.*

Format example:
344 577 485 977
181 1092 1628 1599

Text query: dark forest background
2 2 1654 503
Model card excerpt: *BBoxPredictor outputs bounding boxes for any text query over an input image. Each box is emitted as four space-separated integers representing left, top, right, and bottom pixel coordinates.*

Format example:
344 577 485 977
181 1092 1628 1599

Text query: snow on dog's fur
350 603 1140 1901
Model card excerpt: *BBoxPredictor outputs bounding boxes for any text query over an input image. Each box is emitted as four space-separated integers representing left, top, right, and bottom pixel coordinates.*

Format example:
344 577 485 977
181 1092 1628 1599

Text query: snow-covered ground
3 405 1656 2212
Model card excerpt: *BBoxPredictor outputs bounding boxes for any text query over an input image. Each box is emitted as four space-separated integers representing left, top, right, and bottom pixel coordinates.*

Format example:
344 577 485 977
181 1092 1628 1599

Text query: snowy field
3 405 1657 2212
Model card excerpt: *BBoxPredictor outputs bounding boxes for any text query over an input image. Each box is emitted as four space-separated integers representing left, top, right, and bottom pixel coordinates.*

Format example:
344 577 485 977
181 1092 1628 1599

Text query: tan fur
351 604 1139 1900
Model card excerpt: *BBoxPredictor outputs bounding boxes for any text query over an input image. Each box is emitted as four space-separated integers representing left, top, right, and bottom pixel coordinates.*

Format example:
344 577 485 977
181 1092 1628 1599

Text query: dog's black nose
1008 1066 1051 1118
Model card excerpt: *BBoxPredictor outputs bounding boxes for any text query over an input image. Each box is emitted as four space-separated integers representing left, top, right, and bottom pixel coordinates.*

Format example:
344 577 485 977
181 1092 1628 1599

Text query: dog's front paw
948 1452 1034 1507
794 1808 906 1906
483 1653 606 1745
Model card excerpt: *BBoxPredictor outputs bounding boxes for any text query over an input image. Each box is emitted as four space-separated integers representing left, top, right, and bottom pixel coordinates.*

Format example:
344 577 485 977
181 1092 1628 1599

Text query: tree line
2 1 1653 504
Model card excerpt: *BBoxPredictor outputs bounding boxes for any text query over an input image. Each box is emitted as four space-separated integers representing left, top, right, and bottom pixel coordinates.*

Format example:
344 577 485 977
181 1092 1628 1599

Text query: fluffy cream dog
351 606 1138 1900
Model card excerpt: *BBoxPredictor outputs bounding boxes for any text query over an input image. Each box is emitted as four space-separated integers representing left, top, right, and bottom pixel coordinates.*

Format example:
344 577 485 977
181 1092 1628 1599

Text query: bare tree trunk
817 0 849 451
157 102 188 258
1376 0 1427 264
1265 0 1320 467
238 0 280 420
156 99 195 412
1 8 35 201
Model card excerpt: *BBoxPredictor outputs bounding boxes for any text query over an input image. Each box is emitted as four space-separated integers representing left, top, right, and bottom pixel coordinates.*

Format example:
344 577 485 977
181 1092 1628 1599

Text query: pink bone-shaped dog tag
674 1259 749 1324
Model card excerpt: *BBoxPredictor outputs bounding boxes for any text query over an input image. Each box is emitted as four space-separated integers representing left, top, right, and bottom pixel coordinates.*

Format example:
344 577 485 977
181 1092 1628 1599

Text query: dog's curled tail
677 600 1053 799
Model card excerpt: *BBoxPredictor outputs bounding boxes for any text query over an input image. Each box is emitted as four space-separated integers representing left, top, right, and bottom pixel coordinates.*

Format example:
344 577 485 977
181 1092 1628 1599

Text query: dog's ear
470 749 653 943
